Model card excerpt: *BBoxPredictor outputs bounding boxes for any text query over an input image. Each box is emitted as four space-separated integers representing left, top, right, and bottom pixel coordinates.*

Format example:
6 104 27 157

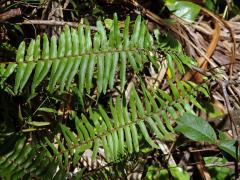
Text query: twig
206 162 240 168
189 148 219 153
218 80 238 137
218 80 239 179
189 161 240 169
156 140 177 166
16 19 97 31
194 152 212 180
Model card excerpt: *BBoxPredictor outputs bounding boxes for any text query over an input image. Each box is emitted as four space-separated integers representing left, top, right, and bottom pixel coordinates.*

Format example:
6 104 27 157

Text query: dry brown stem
0 8 21 22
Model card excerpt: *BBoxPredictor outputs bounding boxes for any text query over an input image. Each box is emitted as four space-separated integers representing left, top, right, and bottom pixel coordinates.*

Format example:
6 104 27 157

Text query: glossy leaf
175 113 217 144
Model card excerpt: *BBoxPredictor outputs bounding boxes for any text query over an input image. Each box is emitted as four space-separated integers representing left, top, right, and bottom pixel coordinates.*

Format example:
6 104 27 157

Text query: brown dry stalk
201 8 236 79
193 151 212 180
0 8 21 22
18 19 97 31
190 20 221 83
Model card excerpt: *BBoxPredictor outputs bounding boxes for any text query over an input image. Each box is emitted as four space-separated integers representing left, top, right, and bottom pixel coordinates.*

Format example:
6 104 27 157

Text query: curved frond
44 80 208 168
0 13 206 179
0 14 194 97
0 14 159 96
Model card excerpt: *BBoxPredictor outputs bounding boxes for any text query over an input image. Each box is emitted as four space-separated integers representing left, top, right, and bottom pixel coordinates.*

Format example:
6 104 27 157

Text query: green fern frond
44 80 208 167
0 14 159 96
0 13 205 179
0 14 194 97
0 137 68 179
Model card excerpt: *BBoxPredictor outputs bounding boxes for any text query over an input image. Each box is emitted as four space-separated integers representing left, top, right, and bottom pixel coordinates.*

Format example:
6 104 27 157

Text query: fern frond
0 137 68 179
0 13 205 179
0 14 159 96
0 80 208 178
0 14 194 97
44 80 208 168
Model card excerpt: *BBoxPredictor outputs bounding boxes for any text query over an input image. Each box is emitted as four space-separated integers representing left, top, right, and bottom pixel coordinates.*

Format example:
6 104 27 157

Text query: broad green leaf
146 166 169 179
31 61 45 93
175 113 217 144
204 157 232 180
204 0 215 11
169 164 190 180
219 139 239 159
165 0 201 22
174 56 185 74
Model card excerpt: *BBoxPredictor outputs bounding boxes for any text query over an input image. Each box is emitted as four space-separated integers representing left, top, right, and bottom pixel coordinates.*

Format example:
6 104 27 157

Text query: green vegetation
0 0 239 179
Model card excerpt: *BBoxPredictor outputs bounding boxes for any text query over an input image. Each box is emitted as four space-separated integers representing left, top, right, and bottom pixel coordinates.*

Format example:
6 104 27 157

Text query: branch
17 19 97 31
218 80 239 179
